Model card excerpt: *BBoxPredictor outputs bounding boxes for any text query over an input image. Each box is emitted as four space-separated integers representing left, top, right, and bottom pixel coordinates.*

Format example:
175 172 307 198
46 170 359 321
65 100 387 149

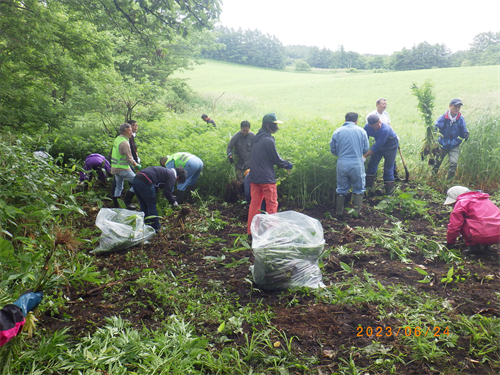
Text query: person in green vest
160 152 203 204
111 123 142 209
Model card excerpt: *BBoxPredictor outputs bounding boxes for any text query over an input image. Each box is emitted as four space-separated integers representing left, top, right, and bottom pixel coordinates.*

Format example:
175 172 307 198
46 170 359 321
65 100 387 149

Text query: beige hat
444 186 470 205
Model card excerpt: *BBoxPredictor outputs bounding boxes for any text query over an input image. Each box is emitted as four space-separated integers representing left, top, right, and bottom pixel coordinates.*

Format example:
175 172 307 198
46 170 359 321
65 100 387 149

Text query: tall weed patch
458 113 500 191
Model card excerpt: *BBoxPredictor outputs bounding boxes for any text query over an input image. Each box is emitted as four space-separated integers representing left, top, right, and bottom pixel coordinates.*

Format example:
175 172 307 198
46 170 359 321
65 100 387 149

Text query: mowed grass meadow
138 61 500 203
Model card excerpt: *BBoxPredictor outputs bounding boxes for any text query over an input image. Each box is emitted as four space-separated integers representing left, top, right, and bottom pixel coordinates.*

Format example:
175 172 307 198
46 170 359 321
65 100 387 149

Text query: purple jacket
80 154 111 183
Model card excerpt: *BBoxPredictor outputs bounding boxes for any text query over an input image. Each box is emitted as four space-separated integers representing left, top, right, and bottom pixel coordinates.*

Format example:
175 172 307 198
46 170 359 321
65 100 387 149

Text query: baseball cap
262 113 283 124
367 114 380 125
449 99 463 106
444 186 470 205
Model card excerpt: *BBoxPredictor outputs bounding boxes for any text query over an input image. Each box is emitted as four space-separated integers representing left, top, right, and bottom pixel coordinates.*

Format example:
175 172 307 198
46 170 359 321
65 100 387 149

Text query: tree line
203 28 499 71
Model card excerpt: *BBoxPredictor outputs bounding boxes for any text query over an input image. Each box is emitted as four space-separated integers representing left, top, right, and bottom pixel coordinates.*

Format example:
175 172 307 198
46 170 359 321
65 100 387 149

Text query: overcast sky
218 0 500 55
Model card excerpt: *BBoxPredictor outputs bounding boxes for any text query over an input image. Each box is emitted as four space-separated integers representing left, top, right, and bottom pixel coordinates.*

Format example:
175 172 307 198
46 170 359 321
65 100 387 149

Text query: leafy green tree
203 27 285 69
294 60 312 71
0 0 221 131
467 31 500 66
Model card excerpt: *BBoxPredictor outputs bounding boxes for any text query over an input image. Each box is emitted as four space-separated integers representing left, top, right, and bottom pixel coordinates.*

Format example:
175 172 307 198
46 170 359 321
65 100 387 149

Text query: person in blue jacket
330 112 369 215
363 114 399 196
433 99 469 180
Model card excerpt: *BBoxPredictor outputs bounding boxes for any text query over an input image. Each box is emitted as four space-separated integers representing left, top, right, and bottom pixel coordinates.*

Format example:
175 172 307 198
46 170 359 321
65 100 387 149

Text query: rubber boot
384 181 395 196
112 196 120 208
123 190 137 210
365 174 376 189
177 190 186 204
446 170 456 181
336 195 345 216
353 193 363 215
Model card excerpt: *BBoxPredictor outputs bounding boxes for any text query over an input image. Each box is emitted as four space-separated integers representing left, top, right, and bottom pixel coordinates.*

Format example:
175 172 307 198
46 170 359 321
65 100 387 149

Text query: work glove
284 163 293 170
463 132 469 141
13 291 43 317
135 164 142 171
229 156 234 164
173 201 179 207
362 156 366 162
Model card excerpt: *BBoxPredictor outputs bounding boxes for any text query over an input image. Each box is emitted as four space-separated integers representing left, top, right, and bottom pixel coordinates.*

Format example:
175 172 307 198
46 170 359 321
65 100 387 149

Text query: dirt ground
42 183 500 374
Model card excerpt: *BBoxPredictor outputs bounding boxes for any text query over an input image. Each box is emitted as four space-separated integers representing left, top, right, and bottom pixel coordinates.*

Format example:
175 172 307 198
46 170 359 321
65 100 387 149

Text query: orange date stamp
357 326 450 338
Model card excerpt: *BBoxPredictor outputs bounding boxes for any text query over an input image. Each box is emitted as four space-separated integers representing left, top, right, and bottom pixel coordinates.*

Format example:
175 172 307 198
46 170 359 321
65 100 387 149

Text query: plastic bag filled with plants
91 208 156 254
250 211 325 291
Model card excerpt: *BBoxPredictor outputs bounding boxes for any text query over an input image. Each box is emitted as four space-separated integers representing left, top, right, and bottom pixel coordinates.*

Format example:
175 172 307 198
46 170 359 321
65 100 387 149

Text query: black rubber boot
384 181 395 196
365 174 376 189
124 190 137 210
446 170 456 181
353 193 363 215
177 190 186 204
112 196 120 208
336 195 345 216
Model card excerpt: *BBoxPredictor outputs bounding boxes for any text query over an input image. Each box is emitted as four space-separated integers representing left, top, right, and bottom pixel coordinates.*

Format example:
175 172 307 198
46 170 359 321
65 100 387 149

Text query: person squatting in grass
444 186 500 252
227 120 255 183
201 114 216 127
132 166 187 232
79 153 111 188
367 98 400 181
0 291 43 347
330 112 369 216
160 153 203 204
363 114 399 196
247 113 293 235
433 99 469 180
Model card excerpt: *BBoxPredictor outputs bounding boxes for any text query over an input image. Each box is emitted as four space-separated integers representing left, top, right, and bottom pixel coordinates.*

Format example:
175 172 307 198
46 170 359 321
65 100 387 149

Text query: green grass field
177 60 499 126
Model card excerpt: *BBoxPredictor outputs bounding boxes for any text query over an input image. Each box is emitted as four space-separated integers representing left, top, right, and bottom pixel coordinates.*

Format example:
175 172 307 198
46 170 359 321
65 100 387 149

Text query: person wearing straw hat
444 186 500 252
247 113 292 234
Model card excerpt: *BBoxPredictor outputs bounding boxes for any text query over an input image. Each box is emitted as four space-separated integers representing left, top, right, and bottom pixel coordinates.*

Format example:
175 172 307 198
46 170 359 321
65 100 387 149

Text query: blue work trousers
131 178 160 231
336 159 365 195
366 147 398 182
166 156 203 191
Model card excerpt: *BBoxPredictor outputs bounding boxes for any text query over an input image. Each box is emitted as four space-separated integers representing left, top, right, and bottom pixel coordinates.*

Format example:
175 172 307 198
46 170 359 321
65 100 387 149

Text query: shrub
294 60 312 71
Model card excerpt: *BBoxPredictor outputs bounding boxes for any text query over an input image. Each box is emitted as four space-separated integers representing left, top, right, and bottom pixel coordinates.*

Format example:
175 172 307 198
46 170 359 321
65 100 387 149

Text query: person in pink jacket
444 186 500 252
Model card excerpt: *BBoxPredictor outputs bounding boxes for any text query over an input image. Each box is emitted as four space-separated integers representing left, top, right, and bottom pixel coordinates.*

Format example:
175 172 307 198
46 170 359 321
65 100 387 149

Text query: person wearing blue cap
0 291 43 347
433 99 469 180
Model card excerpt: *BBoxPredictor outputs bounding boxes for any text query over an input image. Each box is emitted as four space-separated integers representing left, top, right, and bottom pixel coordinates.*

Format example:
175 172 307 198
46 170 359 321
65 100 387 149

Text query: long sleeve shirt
364 123 399 153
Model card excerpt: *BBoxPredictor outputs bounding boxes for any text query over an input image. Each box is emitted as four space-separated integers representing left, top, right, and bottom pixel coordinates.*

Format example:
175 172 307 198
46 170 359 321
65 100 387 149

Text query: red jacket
447 191 500 245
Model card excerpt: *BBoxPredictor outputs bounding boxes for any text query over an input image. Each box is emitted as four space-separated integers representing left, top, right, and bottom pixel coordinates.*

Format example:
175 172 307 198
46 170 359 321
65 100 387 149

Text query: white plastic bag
90 208 156 254
250 210 325 290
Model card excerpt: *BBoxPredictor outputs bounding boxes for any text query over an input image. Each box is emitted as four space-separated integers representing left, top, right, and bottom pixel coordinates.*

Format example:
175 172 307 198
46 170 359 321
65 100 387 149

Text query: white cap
444 186 470 205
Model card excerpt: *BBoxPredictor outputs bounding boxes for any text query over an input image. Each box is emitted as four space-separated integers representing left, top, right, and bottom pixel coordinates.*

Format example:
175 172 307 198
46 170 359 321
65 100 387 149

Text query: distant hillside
177 60 499 123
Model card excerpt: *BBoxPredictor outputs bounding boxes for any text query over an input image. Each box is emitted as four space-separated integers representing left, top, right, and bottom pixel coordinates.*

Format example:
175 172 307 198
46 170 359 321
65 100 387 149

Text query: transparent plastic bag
250 211 325 290
90 208 156 254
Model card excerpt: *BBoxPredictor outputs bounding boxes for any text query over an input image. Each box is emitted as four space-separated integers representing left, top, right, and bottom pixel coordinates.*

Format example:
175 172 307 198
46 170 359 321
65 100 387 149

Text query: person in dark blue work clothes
363 114 399 196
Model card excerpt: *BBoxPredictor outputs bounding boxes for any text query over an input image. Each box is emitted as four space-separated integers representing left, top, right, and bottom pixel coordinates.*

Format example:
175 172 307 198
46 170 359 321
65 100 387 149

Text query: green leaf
340 262 352 273
0 238 14 261
447 266 454 279
414 267 428 276
217 321 225 333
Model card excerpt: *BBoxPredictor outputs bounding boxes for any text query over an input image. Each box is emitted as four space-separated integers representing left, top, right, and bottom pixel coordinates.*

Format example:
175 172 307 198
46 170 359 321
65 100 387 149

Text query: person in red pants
247 113 292 234
444 186 500 252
